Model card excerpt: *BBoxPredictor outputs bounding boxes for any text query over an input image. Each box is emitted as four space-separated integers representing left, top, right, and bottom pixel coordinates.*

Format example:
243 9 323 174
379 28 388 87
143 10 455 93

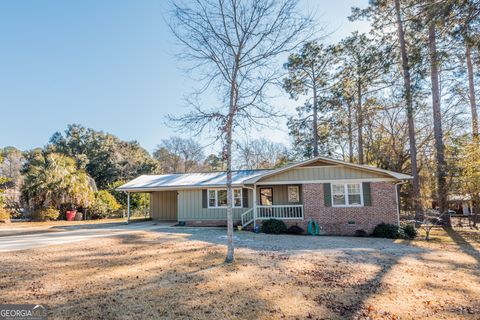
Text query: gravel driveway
0 221 423 256
148 224 425 255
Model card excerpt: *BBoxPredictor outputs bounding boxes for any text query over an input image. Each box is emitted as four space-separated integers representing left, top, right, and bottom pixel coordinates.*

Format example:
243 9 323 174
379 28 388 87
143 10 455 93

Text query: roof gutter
116 184 250 193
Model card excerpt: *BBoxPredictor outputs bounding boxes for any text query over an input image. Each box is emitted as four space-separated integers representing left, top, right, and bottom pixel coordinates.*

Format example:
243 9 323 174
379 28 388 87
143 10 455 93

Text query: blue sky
0 0 369 153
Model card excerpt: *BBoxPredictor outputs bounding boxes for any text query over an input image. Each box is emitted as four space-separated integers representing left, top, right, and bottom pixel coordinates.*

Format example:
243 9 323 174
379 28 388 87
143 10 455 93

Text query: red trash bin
66 210 77 221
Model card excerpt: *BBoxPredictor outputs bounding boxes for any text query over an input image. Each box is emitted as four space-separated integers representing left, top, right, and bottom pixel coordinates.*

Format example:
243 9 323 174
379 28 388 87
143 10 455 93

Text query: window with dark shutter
323 183 332 207
202 189 208 208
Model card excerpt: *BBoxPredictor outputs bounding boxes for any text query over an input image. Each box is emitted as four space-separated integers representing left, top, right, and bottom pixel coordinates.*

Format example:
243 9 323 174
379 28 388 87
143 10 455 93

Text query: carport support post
144 193 147 218
127 192 131 224
253 184 257 229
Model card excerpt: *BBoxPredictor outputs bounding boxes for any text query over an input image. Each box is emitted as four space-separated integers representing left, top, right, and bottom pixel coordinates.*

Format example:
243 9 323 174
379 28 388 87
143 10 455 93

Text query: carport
117 190 178 224
123 191 149 224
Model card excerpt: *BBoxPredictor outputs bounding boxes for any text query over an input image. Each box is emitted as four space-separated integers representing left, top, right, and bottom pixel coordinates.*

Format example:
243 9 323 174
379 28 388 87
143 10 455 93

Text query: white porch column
127 192 131 224
253 184 257 228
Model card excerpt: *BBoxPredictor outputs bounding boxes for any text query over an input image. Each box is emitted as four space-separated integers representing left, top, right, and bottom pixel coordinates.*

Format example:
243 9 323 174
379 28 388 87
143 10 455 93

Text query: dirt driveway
0 224 479 319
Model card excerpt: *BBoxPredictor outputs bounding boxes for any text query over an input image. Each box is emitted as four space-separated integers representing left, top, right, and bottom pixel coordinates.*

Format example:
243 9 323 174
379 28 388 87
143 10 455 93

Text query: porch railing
256 205 304 220
241 208 254 227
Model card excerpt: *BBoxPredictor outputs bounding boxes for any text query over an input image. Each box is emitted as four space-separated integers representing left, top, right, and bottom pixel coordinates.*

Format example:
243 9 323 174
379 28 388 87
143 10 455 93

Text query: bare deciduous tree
153 137 205 173
169 0 312 262
236 139 290 169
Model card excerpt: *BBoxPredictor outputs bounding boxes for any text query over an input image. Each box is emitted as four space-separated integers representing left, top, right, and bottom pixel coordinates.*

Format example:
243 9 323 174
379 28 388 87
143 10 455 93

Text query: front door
259 188 273 206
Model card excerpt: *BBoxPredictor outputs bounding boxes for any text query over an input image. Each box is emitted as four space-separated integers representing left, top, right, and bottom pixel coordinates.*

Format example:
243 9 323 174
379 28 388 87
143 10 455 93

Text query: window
207 189 243 208
332 184 346 206
331 183 363 207
217 189 227 207
260 188 273 205
233 189 242 207
208 190 216 207
288 186 299 202
347 183 362 205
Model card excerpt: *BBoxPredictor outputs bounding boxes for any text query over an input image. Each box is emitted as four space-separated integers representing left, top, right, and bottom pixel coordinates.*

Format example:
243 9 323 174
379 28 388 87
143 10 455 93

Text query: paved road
0 222 166 252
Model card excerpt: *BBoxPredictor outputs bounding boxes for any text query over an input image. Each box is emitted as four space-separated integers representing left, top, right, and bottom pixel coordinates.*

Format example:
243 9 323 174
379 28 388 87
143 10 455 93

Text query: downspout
395 180 409 226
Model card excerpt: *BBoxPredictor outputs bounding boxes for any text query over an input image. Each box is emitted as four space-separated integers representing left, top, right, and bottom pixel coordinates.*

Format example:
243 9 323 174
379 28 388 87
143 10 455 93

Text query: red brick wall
292 182 398 235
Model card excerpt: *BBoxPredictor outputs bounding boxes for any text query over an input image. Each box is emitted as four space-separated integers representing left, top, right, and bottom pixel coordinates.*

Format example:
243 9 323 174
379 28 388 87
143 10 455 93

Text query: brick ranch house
117 156 412 235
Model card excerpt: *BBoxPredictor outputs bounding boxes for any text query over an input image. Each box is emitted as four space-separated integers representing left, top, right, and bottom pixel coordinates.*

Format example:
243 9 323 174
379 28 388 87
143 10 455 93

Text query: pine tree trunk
348 102 354 163
466 41 479 140
394 0 421 220
312 78 319 157
357 83 364 165
428 22 448 220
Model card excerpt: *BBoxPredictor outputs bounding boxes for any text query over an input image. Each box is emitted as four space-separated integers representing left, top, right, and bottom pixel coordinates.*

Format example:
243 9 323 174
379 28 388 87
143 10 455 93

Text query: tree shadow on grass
443 226 480 265
150 227 480 319
28 236 271 319
52 226 480 318
146 228 428 319
3 226 479 319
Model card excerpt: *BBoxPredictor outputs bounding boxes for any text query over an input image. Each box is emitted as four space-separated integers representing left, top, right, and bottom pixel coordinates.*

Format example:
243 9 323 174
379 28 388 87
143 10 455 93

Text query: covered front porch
241 184 304 227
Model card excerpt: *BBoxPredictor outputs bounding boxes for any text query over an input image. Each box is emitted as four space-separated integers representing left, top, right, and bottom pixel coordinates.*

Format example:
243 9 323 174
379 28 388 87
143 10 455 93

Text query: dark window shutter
202 189 208 208
242 188 249 208
323 183 332 207
363 182 372 206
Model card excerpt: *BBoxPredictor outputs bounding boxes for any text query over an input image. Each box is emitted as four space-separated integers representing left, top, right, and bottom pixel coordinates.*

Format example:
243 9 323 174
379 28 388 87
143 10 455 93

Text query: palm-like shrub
22 152 95 209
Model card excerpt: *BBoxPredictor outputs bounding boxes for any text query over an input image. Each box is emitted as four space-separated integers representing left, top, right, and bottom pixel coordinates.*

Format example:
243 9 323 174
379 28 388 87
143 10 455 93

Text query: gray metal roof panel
116 169 271 191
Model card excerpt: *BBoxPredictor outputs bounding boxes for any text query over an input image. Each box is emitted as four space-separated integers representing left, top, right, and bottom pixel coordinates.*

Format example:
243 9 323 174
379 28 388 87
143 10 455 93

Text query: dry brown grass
1 227 479 320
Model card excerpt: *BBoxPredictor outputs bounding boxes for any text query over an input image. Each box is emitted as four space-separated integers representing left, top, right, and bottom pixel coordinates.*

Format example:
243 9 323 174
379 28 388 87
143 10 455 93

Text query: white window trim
331 182 364 207
207 188 243 208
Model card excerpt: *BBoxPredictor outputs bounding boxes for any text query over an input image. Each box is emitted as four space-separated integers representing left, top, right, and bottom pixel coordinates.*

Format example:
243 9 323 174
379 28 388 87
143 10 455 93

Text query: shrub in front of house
32 208 60 221
287 225 304 235
372 223 405 239
402 224 417 239
262 219 287 234
90 190 121 219
355 229 368 237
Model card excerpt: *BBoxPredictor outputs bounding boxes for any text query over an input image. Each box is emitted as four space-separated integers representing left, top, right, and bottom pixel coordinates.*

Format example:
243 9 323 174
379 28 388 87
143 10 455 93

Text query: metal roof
116 169 271 192
117 156 412 192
